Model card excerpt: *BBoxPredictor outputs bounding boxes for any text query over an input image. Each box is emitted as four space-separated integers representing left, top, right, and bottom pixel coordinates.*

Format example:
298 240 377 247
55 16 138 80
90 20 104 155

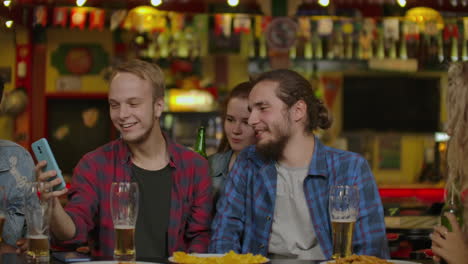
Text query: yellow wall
0 29 17 140
46 28 113 93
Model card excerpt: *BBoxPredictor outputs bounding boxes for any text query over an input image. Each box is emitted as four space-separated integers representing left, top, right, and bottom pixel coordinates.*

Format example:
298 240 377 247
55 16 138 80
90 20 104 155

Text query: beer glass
110 182 139 261
0 186 5 243
329 185 359 259
24 182 52 263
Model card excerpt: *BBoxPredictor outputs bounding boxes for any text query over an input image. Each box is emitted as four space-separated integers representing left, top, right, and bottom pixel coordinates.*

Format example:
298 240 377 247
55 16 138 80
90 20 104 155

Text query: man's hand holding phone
35 160 68 199
32 138 68 199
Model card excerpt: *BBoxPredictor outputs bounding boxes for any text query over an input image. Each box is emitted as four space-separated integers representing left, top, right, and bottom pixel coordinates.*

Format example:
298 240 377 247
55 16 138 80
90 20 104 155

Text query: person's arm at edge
186 156 213 253
353 157 390 259
208 153 247 253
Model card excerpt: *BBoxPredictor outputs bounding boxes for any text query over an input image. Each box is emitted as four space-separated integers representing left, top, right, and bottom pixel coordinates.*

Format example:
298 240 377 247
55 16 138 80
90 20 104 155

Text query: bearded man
209 69 389 260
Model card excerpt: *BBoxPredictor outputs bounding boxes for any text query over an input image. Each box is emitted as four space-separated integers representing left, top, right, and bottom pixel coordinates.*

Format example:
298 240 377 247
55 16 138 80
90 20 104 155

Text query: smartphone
31 138 66 192
52 251 92 263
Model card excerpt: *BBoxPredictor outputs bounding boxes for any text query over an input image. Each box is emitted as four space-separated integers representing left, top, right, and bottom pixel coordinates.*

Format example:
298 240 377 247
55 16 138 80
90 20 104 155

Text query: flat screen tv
342 75 441 133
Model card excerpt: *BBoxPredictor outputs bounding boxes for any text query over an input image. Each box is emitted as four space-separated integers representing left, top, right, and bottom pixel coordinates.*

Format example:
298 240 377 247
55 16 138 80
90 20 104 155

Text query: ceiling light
76 0 86 7
227 0 239 7
318 0 329 7
3 0 11 7
5 20 13 28
151 0 162 6
397 0 406 7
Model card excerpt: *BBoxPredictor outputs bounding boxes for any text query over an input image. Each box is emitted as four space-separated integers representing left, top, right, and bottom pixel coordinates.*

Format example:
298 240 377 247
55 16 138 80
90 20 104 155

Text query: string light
318 0 330 7
227 0 239 7
5 20 13 28
397 0 406 7
3 0 11 7
151 0 162 6
76 0 86 7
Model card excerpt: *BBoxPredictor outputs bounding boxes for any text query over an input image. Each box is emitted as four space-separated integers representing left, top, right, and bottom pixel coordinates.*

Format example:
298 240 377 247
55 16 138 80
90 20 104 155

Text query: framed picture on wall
46 94 116 176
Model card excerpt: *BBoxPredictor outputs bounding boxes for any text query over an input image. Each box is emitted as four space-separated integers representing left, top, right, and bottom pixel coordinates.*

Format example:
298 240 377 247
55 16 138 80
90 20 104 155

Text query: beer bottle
440 189 463 264
194 126 207 159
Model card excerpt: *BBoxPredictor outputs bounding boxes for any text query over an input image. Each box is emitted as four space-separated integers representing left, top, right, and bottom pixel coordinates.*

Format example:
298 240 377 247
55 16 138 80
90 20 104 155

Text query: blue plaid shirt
209 137 389 259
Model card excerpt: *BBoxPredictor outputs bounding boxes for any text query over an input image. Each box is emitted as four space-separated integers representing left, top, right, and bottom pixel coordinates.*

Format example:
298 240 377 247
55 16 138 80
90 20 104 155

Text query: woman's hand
431 212 468 264
0 242 17 254
15 238 28 254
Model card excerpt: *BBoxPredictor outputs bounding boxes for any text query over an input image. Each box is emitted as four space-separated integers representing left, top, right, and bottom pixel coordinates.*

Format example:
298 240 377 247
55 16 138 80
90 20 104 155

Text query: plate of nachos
169 251 269 264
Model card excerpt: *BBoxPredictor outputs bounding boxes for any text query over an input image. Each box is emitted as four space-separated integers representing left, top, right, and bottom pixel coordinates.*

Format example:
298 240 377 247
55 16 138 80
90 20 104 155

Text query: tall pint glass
329 185 359 259
110 182 139 261
0 186 5 243
24 182 52 263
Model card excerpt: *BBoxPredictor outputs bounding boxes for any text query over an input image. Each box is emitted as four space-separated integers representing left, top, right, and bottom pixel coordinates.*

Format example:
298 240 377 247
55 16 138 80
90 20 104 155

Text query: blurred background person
209 81 256 202
0 77 35 254
431 61 468 264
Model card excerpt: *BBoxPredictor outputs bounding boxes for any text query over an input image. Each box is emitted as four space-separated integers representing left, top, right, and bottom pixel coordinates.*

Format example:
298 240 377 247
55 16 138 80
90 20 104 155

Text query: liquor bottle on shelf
314 35 323 59
304 40 313 59
376 27 385 59
400 35 408 60
194 126 207 159
438 31 445 63
289 42 297 59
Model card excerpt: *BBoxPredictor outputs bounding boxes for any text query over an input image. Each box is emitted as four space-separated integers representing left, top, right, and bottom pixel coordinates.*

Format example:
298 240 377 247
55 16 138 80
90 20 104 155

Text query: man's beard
256 133 289 162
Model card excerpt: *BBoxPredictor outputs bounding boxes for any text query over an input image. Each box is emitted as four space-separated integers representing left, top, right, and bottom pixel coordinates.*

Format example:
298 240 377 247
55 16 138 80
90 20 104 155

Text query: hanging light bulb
76 0 86 7
450 0 458 6
5 20 13 28
462 0 467 6
3 0 11 7
397 0 406 7
227 0 239 7
151 0 162 6
318 0 330 7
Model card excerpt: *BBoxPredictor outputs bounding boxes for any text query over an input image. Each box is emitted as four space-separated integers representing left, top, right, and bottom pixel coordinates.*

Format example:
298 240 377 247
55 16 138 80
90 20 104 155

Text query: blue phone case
31 138 66 191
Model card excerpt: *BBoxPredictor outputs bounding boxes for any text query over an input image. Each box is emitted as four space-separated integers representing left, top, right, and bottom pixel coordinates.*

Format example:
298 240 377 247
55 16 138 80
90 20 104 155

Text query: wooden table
0 253 434 264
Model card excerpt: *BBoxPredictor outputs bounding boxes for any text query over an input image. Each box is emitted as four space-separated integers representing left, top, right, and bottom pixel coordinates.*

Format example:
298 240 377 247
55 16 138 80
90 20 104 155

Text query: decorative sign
56 76 82 91
384 18 399 40
89 9 105 31
65 47 93 75
70 8 87 30
317 18 333 36
266 17 298 51
233 14 251 34
33 6 47 27
53 7 68 27
51 44 109 75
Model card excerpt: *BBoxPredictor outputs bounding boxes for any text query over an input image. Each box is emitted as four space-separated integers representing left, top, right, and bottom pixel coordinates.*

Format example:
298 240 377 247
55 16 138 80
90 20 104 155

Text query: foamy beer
24 182 52 263
27 234 50 259
329 185 359 259
110 182 139 261
114 225 136 256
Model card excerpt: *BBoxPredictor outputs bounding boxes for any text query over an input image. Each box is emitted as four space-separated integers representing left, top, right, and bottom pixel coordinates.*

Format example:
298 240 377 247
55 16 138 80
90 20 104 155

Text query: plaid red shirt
56 135 212 257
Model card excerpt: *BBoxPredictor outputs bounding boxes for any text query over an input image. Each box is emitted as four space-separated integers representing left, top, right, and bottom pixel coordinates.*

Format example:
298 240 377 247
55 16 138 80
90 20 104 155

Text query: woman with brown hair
431 62 468 264
209 81 257 202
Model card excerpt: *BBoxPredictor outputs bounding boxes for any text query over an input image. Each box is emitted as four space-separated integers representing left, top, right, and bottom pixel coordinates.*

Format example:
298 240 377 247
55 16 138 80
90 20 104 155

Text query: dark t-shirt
132 164 172 258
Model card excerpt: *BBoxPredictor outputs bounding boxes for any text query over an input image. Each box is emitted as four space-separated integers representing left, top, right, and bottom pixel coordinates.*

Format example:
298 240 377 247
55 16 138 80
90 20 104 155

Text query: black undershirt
132 164 172 258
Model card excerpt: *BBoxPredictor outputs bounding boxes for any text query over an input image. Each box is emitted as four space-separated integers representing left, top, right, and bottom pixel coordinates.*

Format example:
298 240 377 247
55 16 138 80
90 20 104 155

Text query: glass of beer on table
0 186 5 243
329 185 359 259
24 182 52 263
110 182 139 261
